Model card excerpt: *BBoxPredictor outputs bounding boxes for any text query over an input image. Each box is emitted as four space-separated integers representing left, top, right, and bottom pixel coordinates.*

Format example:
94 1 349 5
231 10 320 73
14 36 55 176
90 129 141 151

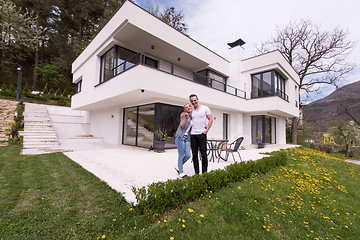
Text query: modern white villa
71 0 300 150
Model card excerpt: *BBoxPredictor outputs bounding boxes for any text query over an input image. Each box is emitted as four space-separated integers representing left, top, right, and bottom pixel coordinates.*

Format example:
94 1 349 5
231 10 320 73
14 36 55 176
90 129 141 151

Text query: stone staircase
0 99 18 146
21 103 61 154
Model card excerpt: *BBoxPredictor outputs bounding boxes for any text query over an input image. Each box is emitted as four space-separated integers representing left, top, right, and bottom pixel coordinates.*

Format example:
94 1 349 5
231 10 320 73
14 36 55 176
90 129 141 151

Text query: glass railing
140 52 246 99
251 89 289 102
107 51 246 99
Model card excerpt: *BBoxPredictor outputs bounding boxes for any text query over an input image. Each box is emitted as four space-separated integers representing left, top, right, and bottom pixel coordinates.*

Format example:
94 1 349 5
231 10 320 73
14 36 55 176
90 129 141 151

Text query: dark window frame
122 102 182 149
76 79 82 93
251 115 276 144
251 70 287 101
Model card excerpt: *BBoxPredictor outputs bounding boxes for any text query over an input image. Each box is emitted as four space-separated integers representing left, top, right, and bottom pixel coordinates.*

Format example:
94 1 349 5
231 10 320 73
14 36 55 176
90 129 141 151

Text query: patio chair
218 137 244 162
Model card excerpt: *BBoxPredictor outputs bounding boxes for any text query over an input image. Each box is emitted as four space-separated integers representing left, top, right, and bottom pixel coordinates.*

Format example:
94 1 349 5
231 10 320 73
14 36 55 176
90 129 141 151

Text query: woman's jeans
175 135 191 173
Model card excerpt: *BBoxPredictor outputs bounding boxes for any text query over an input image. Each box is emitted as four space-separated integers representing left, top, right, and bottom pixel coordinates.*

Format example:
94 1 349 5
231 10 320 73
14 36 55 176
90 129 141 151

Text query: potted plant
256 131 265 149
154 129 170 151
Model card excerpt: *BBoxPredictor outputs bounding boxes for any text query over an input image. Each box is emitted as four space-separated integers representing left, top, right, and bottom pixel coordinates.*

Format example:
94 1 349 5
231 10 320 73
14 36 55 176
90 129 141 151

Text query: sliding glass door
123 103 182 149
251 115 276 144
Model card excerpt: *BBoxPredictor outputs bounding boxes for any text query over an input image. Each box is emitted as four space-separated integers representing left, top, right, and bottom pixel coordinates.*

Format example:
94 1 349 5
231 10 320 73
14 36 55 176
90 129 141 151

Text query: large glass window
76 79 82 93
195 69 227 91
123 103 182 149
100 47 115 83
99 46 141 84
251 115 276 144
251 70 287 100
223 113 228 140
123 107 138 146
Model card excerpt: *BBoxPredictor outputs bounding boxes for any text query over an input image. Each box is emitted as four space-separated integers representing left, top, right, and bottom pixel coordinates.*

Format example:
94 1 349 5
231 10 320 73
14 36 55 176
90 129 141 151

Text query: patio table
207 139 228 162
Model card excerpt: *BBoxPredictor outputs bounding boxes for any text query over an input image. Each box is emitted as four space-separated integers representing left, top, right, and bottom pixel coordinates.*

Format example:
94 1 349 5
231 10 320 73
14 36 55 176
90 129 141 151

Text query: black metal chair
218 137 244 162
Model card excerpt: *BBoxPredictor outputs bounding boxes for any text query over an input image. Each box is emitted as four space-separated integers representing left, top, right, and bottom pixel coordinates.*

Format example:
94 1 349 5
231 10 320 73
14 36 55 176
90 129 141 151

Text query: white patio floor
61 140 298 204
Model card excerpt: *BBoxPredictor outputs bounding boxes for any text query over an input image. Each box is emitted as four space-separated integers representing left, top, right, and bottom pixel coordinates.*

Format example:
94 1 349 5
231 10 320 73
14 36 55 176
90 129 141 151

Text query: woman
175 103 192 178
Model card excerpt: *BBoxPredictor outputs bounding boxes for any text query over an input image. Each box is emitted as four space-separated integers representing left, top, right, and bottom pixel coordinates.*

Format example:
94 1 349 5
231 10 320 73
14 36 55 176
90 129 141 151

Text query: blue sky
134 0 360 103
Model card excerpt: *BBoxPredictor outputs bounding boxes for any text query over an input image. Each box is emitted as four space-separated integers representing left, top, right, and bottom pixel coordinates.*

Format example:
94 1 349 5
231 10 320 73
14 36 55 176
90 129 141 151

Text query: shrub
1 83 6 92
55 88 61 96
43 86 48 95
133 151 288 216
23 82 29 92
69 91 74 96
49 88 55 95
9 83 15 92
62 88 68 97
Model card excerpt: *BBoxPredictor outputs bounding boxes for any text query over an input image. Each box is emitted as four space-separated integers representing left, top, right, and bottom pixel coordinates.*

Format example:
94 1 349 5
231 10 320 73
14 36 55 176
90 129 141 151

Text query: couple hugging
174 94 213 178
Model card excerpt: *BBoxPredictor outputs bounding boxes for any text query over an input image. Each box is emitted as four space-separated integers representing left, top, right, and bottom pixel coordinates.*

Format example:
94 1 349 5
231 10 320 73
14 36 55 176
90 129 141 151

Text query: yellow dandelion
129 208 133 211
164 220 167 223
266 229 270 232
170 237 174 240
182 224 185 228
200 214 204 218
134 227 136 229
179 218 182 221
102 235 105 239
188 208 194 213
113 219 116 221
182 219 185 223
170 229 173 232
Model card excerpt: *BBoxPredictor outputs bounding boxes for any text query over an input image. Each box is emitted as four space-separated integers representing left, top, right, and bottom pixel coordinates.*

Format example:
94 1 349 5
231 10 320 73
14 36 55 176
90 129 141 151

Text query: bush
49 88 55 95
133 151 288 216
55 88 61 96
62 88 68 97
43 86 48 95
1 83 6 92
9 83 15 92
23 82 29 93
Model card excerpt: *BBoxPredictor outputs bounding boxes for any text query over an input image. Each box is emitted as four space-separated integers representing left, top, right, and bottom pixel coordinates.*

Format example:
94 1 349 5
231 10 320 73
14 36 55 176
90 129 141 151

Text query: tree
258 19 356 144
12 0 53 90
35 63 64 90
145 3 188 34
329 120 359 156
0 0 46 74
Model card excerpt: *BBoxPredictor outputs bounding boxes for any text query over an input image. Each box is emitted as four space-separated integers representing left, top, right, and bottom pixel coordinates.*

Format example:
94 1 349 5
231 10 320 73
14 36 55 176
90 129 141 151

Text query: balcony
251 89 289 102
106 52 246 99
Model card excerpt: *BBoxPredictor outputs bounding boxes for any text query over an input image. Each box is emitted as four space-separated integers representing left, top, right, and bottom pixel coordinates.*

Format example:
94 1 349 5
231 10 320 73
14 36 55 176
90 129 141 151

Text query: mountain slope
303 80 360 131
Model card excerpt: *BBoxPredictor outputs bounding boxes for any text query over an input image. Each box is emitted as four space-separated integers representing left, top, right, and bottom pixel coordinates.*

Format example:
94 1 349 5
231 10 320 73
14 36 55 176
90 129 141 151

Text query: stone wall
0 99 18 146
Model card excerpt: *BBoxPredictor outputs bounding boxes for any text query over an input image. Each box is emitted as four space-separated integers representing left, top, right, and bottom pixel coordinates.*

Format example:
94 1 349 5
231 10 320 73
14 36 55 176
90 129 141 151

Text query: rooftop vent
227 38 246 48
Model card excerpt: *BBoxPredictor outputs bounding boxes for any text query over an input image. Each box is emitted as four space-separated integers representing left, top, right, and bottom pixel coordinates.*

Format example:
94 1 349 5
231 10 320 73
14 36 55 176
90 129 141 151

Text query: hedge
132 151 287 216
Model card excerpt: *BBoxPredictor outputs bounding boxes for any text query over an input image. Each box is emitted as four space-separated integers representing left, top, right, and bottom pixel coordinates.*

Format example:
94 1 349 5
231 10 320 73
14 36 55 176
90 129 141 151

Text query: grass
1 145 360 239
0 144 147 239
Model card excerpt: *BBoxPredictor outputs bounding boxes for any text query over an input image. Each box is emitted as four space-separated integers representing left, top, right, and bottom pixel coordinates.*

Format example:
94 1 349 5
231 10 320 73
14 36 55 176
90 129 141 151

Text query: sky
135 0 360 103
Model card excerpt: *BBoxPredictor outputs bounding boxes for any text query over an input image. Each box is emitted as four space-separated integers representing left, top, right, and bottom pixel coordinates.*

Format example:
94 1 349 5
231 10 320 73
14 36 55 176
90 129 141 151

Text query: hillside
303 80 360 131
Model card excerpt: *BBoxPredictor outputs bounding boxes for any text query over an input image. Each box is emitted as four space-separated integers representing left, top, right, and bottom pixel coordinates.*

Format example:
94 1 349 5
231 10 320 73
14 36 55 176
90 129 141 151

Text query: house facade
71 0 300 149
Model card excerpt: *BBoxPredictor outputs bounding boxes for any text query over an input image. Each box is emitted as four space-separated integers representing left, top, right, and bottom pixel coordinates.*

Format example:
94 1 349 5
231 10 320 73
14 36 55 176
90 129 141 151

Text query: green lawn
1 145 360 239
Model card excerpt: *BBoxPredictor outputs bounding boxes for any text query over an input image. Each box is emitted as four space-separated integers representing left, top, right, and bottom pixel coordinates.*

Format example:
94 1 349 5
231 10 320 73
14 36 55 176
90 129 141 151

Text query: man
189 94 213 174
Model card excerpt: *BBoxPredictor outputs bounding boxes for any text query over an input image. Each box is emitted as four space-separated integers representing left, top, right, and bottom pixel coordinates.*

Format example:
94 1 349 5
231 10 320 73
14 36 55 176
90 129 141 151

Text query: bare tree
258 19 356 144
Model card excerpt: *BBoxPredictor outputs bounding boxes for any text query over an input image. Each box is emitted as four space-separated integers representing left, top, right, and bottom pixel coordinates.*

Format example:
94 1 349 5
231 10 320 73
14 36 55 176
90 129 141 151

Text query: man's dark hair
189 94 198 99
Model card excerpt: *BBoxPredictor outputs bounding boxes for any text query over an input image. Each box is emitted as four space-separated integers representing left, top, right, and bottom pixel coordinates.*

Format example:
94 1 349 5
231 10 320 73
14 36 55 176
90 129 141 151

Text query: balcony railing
109 51 246 99
251 89 289 102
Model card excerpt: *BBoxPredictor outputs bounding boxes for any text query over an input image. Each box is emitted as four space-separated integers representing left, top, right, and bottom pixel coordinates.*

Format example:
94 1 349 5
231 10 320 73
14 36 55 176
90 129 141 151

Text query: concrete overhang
113 22 209 71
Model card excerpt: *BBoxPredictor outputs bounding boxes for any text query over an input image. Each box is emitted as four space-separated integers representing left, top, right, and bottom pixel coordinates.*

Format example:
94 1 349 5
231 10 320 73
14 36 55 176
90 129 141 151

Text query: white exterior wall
277 117 287 144
89 106 123 144
70 1 300 147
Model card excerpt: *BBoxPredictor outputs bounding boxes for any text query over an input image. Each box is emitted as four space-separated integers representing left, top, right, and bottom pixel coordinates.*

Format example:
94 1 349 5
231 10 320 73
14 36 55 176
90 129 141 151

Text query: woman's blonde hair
184 103 191 109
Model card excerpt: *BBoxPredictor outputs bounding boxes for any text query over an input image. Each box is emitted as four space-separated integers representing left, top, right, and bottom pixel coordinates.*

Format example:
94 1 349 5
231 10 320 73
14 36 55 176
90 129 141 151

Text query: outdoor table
207 139 228 162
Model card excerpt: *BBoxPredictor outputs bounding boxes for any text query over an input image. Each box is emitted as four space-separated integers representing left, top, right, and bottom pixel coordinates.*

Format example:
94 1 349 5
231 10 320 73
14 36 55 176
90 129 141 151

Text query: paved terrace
19 101 298 204
61 141 298 204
